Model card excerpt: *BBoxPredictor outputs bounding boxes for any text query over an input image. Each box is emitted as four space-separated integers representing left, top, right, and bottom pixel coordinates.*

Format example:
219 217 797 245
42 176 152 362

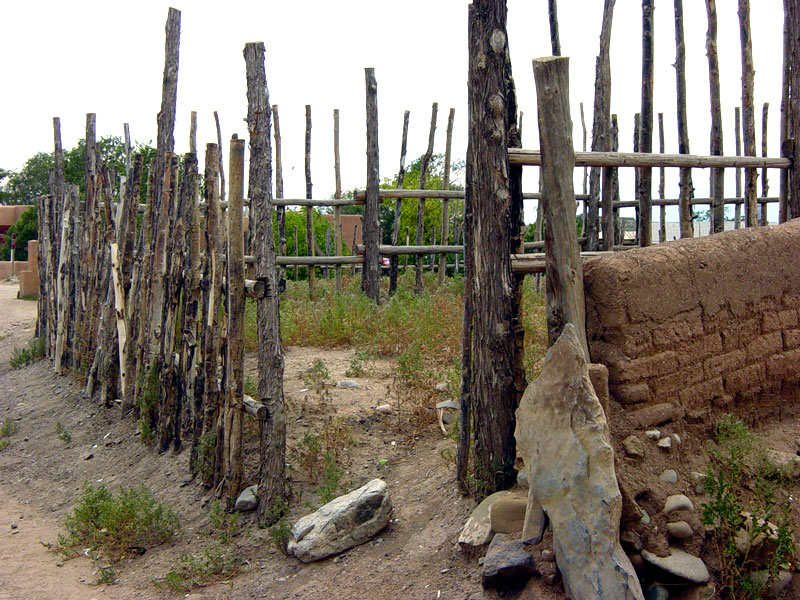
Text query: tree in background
0 206 37 261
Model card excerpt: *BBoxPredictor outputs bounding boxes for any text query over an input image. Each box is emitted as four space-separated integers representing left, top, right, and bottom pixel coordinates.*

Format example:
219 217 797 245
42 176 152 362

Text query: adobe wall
584 220 800 417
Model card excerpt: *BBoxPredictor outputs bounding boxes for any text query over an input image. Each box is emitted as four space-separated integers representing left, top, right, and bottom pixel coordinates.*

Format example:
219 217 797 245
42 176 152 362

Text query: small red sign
10 234 16 250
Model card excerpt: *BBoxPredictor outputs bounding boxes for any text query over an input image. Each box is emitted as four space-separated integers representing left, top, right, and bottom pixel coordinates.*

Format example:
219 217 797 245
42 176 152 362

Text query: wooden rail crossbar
353 189 590 201
509 149 792 169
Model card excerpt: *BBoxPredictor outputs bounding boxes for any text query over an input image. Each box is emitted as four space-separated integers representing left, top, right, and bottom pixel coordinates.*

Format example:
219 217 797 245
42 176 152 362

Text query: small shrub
207 500 240 545
244 373 257 397
317 451 344 504
58 482 180 562
0 439 10 452
293 432 322 482
265 497 291 553
303 358 329 390
55 421 71 445
701 415 797 599
9 337 45 369
193 431 216 483
345 348 377 377
1 418 19 438
160 546 242 593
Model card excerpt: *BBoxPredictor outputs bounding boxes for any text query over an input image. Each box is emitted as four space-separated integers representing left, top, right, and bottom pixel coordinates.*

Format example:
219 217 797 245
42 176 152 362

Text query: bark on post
362 68 381 302
333 108 343 292
304 106 316 298
706 0 724 234
220 136 245 509
273 105 286 291
438 108 455 286
638 0 655 247
415 103 438 295
534 57 589 356
779 9 790 223
735 107 743 228
548 0 561 56
389 111 410 295
658 113 666 243
739 0 758 227
459 0 525 494
788 0 800 219
611 114 622 244
761 103 769 225
675 0 696 236
587 0 616 251
244 43 286 523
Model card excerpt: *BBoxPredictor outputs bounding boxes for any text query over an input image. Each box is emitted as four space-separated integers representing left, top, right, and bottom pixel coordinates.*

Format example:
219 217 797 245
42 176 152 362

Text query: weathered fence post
389 111 410 295
739 0 758 227
706 0 724 234
273 105 286 292
638 0 655 247
458 0 524 494
305 105 316 299
415 103 438 295
533 57 589 357
333 108 343 292
362 68 381 302
675 0 696 236
439 108 455 286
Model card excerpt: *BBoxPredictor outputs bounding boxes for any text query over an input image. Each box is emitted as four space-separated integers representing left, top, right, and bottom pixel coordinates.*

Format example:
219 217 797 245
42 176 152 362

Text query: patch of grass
159 545 243 593
293 432 322 483
207 501 241 545
701 414 797 599
244 373 257 397
0 439 10 452
265 496 291 553
55 421 71 445
345 348 377 377
9 337 45 369
58 481 180 563
1 418 19 438
303 358 330 390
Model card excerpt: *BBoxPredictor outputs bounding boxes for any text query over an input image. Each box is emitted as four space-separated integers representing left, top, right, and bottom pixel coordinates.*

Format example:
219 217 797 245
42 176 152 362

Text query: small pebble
663 494 694 514
659 469 678 483
541 549 555 562
10 523 17 530
645 430 661 440
440 568 450 574
671 433 682 445
375 404 393 415
657 437 672 451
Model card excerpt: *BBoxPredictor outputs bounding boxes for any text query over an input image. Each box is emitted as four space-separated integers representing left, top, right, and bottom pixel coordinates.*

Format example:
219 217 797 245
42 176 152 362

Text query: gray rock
541 549 555 562
645 430 661 440
514 324 644 600
659 469 678 483
435 400 459 410
671 433 682 445
657 437 672 451
622 435 645 458
458 490 512 549
434 382 449 393
620 530 643 552
480 533 537 590
516 466 529 489
690 471 707 494
641 548 710 584
235 485 259 512
644 584 669 600
639 509 651 526
287 479 392 562
767 450 800 479
667 520 694 539
489 493 527 534
375 404 393 415
664 494 694 514
337 379 361 389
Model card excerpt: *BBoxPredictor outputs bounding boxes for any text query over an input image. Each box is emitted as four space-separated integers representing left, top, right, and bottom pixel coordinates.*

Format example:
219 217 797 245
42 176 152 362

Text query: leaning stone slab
514 324 644 600
458 490 513 549
287 479 392 562
641 548 710 584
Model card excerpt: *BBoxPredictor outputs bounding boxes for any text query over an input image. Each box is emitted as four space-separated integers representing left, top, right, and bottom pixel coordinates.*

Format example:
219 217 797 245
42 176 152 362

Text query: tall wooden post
761 103 769 225
244 42 286 525
779 7 791 223
548 0 561 56
362 68 381 302
735 107 743 228
786 0 800 219
706 0 724 234
415 103 438 295
587 0 616 251
273 105 286 292
333 109 343 292
658 113 666 244
439 108 455 286
390 111 410 295
534 57 588 356
675 0 695 236
305 106 316 298
739 0 758 227
459 0 524 494
638 0 655 247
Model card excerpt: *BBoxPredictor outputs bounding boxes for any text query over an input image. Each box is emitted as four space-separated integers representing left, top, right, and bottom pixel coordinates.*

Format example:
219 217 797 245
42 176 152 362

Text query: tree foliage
0 206 37 261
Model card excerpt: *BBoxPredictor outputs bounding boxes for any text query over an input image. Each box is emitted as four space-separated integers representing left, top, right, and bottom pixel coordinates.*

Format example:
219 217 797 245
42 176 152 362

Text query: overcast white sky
0 0 786 222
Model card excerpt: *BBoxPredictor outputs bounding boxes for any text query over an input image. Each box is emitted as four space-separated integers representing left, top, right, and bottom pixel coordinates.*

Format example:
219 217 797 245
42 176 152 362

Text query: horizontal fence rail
508 149 792 169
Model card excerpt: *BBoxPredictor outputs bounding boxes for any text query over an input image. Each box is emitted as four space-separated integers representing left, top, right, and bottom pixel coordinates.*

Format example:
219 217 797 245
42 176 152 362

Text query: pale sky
0 0 786 222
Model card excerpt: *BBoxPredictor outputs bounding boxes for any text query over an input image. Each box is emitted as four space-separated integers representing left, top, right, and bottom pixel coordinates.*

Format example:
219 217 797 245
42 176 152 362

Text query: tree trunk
638 0 655 247
362 68 382 302
738 0 758 227
780 9 790 223
389 111 410 295
459 0 524 495
244 43 287 525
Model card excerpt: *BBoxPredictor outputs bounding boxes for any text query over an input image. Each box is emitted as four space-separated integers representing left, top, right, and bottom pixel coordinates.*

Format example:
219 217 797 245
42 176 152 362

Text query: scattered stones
541 549 555 562
489 494 527 535
622 435 645 458
10 523 17 530
641 548 710 584
629 402 685 429
458 490 513 549
434 382 449 393
235 485 259 512
337 379 361 389
375 404 393 415
514 324 644 600
287 479 392 562
667 521 694 540
664 494 694 514
480 533 537 590
657 437 672 451
645 430 661 440
659 469 678 483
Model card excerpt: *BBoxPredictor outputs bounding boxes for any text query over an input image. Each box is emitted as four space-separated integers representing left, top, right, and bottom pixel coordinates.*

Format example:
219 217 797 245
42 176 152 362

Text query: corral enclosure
4 0 800 598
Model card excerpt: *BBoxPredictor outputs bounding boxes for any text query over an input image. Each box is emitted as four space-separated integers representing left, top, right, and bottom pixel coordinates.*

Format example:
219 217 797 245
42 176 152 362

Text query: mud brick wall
583 220 800 414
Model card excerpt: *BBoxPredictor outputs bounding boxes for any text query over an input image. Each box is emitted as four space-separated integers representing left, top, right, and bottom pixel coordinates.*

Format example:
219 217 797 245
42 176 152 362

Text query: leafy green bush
701 415 797 599
160 545 242 593
0 206 37 261
8 337 44 369
58 482 180 561
1 417 18 439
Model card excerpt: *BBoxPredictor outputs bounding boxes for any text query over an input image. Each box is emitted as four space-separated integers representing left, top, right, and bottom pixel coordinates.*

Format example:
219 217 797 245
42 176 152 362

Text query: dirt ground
2 277 800 600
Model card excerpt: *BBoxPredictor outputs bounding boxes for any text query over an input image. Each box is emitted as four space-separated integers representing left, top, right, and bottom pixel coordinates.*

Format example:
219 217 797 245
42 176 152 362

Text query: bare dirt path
0 281 37 377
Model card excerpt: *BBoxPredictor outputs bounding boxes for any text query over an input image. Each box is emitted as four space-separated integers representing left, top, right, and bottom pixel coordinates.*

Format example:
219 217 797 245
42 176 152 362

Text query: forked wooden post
304 105 316 299
739 0 758 226
533 56 589 357
438 108 455 286
362 67 381 302
333 108 343 292
389 111 410 295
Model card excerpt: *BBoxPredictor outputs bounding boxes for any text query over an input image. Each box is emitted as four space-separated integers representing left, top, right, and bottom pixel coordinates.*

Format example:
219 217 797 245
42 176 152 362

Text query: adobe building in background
0 205 40 297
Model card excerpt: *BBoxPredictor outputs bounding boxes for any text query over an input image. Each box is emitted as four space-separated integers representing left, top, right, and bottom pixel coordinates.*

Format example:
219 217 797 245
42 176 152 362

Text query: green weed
303 358 330 390
1 418 19 438
9 337 44 369
345 348 377 377
207 500 241 545
55 421 71 444
317 451 344 504
701 415 797 599
159 545 242 593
